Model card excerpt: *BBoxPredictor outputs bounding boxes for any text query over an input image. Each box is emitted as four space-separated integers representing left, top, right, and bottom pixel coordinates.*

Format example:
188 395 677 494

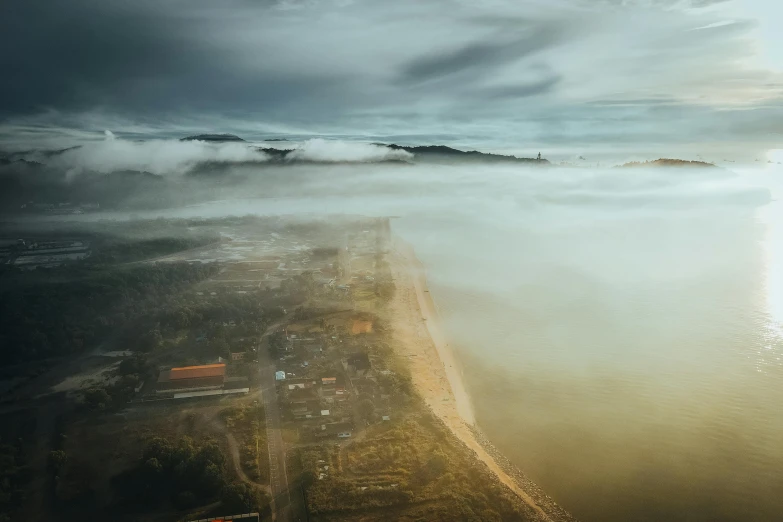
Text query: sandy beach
388 237 575 522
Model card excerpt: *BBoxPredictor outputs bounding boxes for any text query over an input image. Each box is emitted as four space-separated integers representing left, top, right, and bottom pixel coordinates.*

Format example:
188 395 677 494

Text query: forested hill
256 143 549 164
181 134 245 142
619 159 716 168
384 144 549 164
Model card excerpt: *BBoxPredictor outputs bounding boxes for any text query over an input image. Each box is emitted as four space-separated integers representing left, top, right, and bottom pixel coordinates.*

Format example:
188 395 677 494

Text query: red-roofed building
157 363 226 394
170 363 225 379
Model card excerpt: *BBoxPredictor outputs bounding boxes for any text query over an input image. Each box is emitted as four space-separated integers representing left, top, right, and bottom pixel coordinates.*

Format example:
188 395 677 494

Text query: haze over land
3 131 782 521
2 0 783 521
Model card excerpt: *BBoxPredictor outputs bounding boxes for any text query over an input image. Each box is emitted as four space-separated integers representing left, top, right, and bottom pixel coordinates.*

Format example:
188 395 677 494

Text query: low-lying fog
7 137 783 522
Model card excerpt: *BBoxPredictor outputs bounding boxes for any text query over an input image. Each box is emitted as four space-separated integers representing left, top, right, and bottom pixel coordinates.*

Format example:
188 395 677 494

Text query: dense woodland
0 262 220 366
0 217 307 367
87 235 218 264
113 435 268 513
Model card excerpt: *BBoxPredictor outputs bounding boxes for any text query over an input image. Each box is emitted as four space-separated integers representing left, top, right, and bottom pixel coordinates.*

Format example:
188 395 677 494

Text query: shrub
48 450 67 474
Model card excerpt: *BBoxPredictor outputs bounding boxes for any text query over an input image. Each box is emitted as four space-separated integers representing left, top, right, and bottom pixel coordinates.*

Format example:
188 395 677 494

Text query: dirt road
206 414 271 496
258 327 305 522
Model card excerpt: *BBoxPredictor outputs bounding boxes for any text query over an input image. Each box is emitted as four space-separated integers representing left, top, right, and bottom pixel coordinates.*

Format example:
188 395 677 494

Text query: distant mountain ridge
255 142 548 164
384 144 548 164
619 158 716 168
177 134 548 163
181 134 245 142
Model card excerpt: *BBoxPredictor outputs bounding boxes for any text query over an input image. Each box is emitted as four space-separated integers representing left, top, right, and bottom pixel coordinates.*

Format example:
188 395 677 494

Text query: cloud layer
47 135 268 175
1 0 781 156
12 135 416 175
286 139 413 163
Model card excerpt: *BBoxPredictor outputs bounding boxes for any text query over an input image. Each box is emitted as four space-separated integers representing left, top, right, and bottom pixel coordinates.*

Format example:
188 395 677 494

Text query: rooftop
189 514 259 522
320 422 353 435
169 363 226 380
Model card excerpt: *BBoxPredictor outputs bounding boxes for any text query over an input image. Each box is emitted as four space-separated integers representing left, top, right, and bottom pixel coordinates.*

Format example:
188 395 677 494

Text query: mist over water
400 169 783 522
411 187 783 522
25 158 782 521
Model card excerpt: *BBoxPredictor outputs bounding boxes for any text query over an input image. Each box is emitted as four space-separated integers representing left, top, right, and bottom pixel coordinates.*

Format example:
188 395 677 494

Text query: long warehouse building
156 363 226 394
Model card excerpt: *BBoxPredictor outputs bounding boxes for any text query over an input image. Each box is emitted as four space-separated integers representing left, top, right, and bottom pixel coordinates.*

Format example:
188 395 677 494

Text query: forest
0 262 220 366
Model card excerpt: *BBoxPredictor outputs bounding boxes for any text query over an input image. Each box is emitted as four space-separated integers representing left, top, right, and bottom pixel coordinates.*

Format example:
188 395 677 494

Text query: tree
357 398 375 420
127 435 230 508
48 450 67 474
139 328 163 352
82 388 111 410
221 482 266 513
210 338 230 358
118 355 147 376
175 490 196 509
201 462 225 492
196 439 225 468
415 452 448 485
426 453 447 476
143 457 163 476
143 437 173 463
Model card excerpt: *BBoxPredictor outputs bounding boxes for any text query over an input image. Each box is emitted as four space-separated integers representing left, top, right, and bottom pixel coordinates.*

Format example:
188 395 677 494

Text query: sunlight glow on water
399 171 783 522
755 180 783 372
761 209 783 325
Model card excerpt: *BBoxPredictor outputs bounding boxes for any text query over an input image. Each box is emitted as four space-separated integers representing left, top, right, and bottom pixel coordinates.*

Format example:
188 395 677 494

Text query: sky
0 0 781 159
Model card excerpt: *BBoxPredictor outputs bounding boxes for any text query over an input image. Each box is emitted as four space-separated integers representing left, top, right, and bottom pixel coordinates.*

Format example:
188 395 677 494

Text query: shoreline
401 239 476 425
388 236 576 522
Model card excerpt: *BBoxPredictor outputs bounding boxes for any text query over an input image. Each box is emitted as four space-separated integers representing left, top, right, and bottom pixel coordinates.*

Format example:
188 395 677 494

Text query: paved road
259 327 306 522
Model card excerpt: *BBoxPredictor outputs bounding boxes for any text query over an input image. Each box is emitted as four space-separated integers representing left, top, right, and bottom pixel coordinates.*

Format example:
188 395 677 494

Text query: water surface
396 168 783 522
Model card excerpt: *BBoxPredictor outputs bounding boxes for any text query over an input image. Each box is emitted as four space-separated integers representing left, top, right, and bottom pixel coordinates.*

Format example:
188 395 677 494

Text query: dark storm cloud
0 0 353 119
1 1 204 115
0 0 570 132
482 75 561 99
402 41 510 83
398 27 561 85
0 0 781 155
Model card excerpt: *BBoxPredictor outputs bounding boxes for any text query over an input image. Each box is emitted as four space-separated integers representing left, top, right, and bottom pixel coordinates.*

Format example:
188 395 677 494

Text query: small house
315 422 353 439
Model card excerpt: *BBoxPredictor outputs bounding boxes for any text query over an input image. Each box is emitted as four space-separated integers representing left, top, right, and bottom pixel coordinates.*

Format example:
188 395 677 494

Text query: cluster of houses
280 373 356 439
274 316 398 442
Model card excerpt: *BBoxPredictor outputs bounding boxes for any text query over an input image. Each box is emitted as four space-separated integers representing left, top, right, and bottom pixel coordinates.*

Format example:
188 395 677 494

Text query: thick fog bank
5 144 782 522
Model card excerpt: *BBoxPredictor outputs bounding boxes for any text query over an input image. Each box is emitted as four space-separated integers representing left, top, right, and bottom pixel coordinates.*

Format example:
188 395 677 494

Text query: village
0 215 548 522
137 217 402 520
